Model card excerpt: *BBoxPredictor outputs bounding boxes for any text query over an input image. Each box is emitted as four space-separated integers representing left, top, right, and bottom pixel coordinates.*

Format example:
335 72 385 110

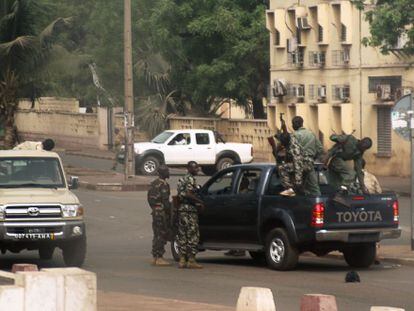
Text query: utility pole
124 0 135 179
410 95 414 250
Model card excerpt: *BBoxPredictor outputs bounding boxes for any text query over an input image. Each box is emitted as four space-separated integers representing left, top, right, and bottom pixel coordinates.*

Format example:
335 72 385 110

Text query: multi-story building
266 0 413 176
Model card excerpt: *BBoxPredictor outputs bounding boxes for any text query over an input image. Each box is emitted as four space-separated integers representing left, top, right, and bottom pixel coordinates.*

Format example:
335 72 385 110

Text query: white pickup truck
126 129 253 175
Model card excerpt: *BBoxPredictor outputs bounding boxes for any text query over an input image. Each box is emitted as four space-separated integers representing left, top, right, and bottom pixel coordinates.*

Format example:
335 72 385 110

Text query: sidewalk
98 291 233 311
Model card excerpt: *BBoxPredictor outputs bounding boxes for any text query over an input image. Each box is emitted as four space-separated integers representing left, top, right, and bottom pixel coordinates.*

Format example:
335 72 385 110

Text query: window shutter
377 107 392 157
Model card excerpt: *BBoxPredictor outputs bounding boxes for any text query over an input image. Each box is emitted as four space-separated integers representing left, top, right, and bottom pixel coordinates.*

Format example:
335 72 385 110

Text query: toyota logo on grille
27 207 40 217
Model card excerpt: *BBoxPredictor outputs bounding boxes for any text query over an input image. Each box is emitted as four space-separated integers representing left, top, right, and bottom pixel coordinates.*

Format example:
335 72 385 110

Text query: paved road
0 188 412 310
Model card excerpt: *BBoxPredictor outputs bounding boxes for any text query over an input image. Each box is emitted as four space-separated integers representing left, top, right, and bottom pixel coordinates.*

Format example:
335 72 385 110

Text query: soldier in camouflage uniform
325 134 372 194
147 165 172 266
176 161 204 269
277 133 310 196
292 116 324 196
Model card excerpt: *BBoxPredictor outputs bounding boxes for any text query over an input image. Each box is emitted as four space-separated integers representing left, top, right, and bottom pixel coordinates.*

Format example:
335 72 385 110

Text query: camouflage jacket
177 173 198 212
147 178 171 209
293 127 323 160
287 135 309 187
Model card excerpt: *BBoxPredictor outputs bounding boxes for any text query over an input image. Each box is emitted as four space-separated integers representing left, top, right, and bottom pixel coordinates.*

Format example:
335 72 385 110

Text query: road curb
79 181 149 192
319 253 414 267
65 151 115 161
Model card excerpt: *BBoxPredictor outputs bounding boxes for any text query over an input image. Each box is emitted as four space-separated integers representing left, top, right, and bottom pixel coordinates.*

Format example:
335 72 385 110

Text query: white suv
124 130 253 175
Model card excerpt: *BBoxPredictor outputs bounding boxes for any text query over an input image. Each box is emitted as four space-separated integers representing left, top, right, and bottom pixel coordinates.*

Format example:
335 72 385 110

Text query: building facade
266 0 413 176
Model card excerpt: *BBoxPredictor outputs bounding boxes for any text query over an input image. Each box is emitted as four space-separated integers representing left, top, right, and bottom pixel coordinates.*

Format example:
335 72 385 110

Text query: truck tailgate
323 193 398 230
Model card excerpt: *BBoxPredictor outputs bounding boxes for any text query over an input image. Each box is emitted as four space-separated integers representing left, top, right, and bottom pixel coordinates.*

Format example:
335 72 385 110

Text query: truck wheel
170 235 180 262
343 243 376 268
265 228 298 271
249 251 266 263
216 157 234 172
39 246 54 260
62 236 87 267
140 156 160 176
201 166 217 176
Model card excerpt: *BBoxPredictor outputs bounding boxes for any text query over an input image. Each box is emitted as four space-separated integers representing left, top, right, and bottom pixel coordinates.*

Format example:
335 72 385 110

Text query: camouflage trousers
279 158 320 196
328 157 356 191
151 207 170 258
177 210 200 258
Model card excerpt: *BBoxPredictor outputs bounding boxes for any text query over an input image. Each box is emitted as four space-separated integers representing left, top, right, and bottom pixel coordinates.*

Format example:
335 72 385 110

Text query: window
377 107 392 157
196 133 210 145
341 24 347 42
318 25 324 42
237 170 262 194
206 171 235 195
274 30 280 46
169 133 191 145
152 131 174 144
368 76 402 94
296 27 301 45
308 85 316 100
332 85 350 101
309 51 326 67
266 170 284 195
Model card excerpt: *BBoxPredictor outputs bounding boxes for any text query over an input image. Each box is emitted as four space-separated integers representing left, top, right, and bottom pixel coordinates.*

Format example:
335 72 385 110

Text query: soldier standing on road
325 134 372 194
147 165 172 266
111 128 124 171
292 116 324 196
177 161 204 269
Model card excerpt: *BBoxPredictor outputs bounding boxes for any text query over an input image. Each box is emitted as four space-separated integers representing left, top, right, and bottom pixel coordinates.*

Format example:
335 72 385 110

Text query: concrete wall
169 116 273 161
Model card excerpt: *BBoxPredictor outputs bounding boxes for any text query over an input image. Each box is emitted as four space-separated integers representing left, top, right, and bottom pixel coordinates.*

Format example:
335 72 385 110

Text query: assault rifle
267 113 288 163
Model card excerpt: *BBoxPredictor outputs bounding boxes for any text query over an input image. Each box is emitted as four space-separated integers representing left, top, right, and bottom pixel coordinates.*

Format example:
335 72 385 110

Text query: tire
39 246 54 260
249 251 266 263
139 156 160 176
216 157 235 172
170 235 180 262
201 166 217 176
62 236 87 267
343 243 376 268
265 228 299 271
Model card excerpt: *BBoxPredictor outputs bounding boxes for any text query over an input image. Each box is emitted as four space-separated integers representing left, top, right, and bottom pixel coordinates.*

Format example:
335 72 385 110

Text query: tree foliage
354 0 414 54
138 0 269 118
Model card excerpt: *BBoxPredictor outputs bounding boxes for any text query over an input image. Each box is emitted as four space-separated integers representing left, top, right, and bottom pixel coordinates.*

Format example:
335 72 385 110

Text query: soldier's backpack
147 180 161 208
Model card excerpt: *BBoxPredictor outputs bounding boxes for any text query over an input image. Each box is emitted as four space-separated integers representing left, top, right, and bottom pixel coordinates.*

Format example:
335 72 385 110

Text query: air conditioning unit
287 37 298 53
403 88 412 96
376 84 392 101
393 33 408 50
343 49 350 63
272 79 288 97
318 86 327 102
296 17 311 30
314 52 325 66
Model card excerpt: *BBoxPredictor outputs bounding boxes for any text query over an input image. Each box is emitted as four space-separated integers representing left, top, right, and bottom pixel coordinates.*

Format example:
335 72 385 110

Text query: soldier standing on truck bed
147 165 172 266
325 134 372 194
291 116 324 196
176 161 205 269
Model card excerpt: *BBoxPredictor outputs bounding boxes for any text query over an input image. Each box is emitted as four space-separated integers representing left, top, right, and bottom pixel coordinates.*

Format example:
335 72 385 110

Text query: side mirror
69 176 79 190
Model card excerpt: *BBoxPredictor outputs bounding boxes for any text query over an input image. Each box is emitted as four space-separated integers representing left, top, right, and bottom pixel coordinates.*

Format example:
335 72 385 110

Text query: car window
237 169 261 194
207 171 235 195
266 170 284 195
168 133 191 145
196 133 210 145
152 131 174 144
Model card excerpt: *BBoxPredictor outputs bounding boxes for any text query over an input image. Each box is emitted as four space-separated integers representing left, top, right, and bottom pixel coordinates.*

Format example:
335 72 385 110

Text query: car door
199 168 238 242
194 132 215 164
163 133 194 165
229 168 263 243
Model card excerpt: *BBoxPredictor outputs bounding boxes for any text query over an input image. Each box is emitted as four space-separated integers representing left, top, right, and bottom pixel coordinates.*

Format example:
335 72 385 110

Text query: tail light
311 203 325 228
393 201 399 224
251 147 254 157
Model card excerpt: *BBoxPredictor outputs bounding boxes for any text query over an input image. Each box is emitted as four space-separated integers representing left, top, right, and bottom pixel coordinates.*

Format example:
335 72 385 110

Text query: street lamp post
124 0 135 179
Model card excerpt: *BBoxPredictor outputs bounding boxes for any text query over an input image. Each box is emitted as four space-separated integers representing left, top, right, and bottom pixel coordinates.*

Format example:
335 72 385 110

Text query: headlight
62 204 83 218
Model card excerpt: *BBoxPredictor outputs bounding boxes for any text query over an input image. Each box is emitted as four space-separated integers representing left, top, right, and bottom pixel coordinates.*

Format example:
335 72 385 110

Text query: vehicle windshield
151 131 174 144
0 157 66 188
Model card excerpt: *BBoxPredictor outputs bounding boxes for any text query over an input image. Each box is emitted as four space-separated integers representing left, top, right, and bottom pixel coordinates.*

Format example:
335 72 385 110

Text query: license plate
15 233 55 240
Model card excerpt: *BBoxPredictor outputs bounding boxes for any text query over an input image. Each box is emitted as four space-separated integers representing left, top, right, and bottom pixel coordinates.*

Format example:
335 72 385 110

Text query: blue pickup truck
171 164 401 270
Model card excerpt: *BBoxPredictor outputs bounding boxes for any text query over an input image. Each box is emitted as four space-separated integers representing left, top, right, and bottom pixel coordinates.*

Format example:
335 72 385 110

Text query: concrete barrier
0 265 97 311
0 286 24 311
300 294 338 311
370 307 405 311
236 287 276 311
42 268 97 311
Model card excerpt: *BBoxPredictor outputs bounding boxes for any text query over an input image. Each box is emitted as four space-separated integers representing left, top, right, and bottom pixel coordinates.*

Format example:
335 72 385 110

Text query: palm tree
0 0 70 148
